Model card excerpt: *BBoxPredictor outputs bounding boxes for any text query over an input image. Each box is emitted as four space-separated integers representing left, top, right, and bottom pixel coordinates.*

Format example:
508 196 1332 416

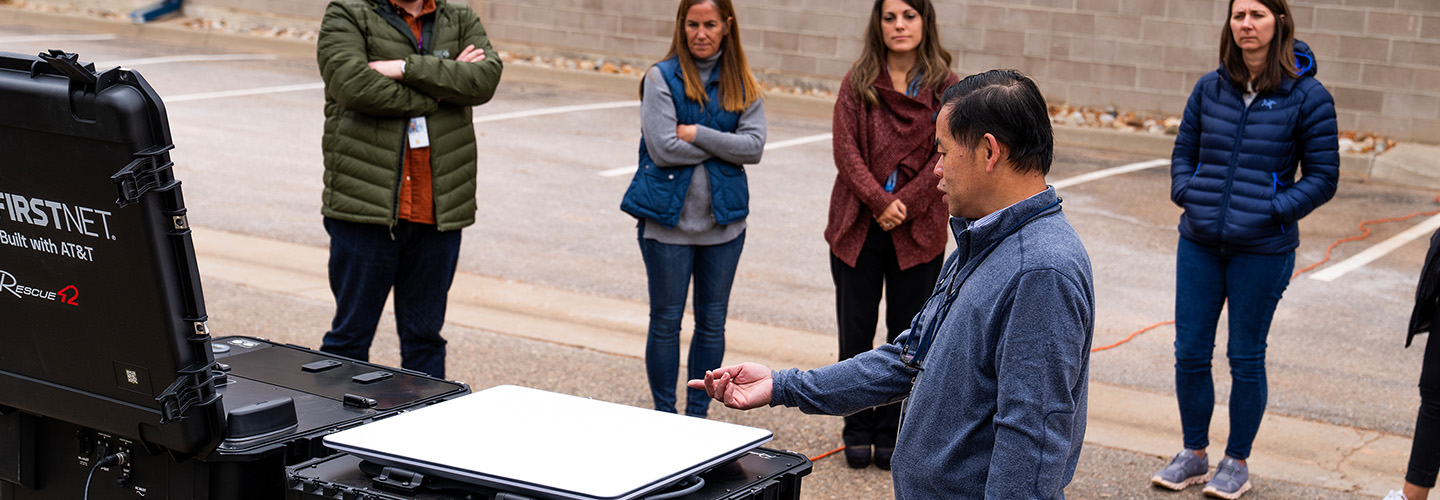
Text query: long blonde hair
651 0 761 113
847 0 952 108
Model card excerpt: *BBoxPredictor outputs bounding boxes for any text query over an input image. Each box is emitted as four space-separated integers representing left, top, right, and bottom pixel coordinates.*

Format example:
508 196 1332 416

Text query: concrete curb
188 227 838 373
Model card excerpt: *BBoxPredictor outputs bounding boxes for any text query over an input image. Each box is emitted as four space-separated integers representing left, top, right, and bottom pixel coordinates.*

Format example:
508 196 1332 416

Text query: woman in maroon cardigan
825 0 958 470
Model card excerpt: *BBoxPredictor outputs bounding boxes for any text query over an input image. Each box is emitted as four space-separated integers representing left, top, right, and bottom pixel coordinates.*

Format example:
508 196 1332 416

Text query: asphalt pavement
5 5 1439 499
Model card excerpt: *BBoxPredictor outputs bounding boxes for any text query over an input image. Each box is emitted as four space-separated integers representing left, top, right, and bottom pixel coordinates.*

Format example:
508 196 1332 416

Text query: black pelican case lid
0 50 223 457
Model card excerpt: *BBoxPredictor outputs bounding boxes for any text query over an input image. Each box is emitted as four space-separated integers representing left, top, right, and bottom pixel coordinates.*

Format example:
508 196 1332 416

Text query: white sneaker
1383 490 1408 500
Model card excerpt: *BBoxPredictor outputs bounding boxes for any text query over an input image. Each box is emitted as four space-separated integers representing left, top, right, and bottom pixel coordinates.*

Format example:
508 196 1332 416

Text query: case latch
373 466 426 495
111 145 178 207
154 361 223 425
36 50 124 121
36 50 96 86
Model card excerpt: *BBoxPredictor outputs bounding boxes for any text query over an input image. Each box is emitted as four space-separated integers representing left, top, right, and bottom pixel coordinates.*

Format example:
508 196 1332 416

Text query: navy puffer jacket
1171 40 1339 254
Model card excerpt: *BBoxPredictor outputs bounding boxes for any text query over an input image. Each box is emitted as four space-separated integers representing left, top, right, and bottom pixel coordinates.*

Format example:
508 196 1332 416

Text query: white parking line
98 53 277 68
165 82 326 103
1052 158 1170 189
765 133 833 150
1308 214 1440 282
474 101 639 123
0 34 118 43
598 133 833 177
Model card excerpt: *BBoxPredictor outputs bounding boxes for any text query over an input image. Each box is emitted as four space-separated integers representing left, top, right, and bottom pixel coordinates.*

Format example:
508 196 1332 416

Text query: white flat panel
324 385 772 500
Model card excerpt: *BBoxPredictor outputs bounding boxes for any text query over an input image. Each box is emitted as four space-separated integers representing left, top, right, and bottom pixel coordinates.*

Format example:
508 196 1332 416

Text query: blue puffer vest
620 57 748 228
1170 40 1340 254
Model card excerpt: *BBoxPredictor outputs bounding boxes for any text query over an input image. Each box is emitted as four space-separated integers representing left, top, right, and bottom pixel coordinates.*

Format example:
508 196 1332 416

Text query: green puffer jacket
317 0 503 231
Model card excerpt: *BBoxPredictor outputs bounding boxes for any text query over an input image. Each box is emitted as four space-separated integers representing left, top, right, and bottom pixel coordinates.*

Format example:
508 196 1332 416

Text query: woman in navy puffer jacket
1151 1 1339 498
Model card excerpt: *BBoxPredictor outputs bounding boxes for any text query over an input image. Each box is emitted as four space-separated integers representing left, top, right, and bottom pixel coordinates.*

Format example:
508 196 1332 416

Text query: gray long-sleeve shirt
640 52 766 245
772 188 1095 499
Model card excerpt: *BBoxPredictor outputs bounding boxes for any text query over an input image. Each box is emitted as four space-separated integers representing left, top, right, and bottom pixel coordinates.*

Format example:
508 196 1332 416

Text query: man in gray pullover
690 70 1095 499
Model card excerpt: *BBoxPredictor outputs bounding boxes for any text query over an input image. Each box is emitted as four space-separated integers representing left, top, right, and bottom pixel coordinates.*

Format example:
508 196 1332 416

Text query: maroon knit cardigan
825 67 958 270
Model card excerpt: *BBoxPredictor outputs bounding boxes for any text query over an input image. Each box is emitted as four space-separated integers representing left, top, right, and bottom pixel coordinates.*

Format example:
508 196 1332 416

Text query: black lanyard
899 198 1063 370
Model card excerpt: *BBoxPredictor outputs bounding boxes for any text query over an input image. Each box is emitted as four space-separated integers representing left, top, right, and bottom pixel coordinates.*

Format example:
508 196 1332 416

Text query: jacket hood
1294 39 1317 78
1216 38 1319 83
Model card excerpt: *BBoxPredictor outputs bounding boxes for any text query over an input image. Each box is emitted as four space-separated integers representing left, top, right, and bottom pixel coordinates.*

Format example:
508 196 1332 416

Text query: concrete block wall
1296 0 1440 142
479 0 1440 143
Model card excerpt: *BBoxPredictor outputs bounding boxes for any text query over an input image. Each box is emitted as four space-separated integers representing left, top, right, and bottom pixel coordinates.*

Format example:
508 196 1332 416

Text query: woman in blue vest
1150 0 1339 498
620 0 765 418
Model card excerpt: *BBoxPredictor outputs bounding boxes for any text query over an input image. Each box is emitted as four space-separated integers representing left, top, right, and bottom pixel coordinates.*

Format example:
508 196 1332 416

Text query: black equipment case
0 51 468 500
286 448 812 500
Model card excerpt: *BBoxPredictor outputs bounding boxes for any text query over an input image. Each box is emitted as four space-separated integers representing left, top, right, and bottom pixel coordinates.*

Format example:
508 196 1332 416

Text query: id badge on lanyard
405 25 429 149
407 117 429 148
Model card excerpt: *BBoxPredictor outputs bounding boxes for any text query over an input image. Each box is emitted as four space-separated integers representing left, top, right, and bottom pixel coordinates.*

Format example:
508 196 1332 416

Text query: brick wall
480 0 1440 143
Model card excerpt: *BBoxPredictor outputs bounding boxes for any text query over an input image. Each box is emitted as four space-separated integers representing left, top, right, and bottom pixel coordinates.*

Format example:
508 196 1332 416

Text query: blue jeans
638 230 745 417
321 218 461 379
1174 236 1293 460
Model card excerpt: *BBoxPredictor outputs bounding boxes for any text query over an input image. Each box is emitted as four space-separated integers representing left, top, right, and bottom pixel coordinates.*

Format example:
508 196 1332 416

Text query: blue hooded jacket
1170 40 1340 254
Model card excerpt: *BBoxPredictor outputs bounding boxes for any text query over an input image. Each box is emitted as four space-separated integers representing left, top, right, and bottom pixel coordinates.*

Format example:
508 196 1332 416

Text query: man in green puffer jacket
316 0 502 379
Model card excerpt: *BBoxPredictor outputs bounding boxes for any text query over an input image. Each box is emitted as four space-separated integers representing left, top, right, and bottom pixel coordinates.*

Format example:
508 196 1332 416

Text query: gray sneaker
1202 456 1252 499
1151 450 1210 490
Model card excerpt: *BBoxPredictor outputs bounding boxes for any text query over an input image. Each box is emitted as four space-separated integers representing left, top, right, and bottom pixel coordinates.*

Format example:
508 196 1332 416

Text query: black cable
644 475 704 500
83 452 128 500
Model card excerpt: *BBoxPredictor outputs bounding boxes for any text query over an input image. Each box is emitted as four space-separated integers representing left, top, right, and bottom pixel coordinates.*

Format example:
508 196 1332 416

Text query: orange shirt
392 0 437 224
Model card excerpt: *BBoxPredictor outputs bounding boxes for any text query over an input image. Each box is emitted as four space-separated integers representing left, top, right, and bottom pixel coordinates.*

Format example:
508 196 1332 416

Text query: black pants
320 218 460 379
1409 326 1440 488
830 221 943 448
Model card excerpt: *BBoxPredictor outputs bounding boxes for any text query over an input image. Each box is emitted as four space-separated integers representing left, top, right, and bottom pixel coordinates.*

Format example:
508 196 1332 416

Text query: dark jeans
1173 237 1293 460
830 221 943 448
320 218 461 379
1409 319 1440 488
638 230 745 417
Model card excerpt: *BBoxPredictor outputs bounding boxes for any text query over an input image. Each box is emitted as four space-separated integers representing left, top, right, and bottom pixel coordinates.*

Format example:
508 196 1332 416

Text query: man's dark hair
940 69 1053 176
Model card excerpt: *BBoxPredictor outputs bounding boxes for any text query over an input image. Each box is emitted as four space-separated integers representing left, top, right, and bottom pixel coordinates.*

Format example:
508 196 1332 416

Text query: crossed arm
317 3 502 115
368 44 486 78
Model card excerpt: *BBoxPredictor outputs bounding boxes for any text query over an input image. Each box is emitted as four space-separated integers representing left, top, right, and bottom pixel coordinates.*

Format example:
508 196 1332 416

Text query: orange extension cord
811 445 846 462
811 193 1440 463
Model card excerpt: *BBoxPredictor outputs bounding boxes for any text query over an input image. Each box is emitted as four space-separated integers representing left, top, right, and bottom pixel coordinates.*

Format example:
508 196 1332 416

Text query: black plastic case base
0 337 467 500
286 448 812 500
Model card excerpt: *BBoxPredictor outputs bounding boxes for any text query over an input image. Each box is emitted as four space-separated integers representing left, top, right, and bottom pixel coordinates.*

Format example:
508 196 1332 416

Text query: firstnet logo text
0 191 115 241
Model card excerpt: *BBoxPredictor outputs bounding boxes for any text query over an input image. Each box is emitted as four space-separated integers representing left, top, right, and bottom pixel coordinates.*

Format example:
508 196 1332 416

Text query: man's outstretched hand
687 362 774 410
